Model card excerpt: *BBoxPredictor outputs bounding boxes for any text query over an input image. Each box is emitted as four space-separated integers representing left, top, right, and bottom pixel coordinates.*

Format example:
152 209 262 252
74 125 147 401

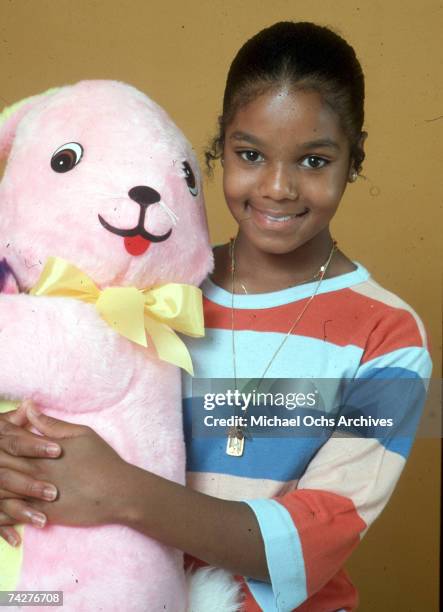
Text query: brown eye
182 161 198 196
51 142 83 173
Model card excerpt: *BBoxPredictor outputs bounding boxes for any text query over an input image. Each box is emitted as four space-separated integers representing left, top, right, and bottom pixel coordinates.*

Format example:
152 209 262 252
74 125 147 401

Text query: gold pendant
226 429 245 457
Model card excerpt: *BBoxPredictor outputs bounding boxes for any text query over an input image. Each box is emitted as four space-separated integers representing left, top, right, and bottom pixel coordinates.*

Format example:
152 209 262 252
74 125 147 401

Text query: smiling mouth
98 214 172 256
245 202 309 223
261 208 309 222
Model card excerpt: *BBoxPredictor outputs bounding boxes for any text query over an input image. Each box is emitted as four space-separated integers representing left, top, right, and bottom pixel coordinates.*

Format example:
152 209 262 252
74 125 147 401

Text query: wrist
113 463 154 529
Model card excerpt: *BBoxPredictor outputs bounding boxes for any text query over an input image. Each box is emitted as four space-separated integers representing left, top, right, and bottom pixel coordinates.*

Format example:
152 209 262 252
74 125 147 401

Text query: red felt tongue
124 235 151 256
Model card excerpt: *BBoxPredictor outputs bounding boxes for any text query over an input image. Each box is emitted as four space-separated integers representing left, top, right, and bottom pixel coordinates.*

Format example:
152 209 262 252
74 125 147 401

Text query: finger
26 404 85 440
0 469 58 501
0 511 15 524
0 489 34 500
0 421 61 458
0 498 47 528
0 404 27 427
0 525 22 547
0 450 40 475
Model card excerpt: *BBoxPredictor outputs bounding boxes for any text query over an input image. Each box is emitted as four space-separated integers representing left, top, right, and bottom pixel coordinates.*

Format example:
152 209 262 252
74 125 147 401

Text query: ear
358 131 368 152
0 87 60 160
349 130 368 179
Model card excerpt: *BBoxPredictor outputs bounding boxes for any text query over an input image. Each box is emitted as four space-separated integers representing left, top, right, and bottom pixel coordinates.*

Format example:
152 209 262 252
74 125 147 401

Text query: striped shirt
182 262 432 611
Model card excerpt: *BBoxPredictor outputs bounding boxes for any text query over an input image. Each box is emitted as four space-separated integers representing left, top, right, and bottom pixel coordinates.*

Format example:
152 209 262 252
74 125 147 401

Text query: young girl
0 21 432 611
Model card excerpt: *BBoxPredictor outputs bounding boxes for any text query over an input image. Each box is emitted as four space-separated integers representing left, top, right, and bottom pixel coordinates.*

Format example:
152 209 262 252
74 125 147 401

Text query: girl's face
222 87 354 256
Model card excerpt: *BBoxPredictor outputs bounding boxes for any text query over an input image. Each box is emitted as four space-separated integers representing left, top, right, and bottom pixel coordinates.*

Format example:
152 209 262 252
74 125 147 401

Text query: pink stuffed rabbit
0 80 215 611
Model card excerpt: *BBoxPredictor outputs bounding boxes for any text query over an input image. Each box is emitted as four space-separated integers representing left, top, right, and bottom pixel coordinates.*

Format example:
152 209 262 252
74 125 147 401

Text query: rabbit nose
128 186 161 207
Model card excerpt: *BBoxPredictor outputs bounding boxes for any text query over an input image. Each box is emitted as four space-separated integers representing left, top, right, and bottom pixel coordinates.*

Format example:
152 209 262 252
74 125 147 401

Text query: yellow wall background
1 0 441 609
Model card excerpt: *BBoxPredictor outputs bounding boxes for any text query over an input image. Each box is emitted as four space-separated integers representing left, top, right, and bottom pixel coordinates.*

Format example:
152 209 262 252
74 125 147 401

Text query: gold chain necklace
226 237 337 457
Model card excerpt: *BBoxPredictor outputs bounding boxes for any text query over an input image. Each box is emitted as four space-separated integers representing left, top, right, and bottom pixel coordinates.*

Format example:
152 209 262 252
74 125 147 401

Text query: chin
249 234 306 256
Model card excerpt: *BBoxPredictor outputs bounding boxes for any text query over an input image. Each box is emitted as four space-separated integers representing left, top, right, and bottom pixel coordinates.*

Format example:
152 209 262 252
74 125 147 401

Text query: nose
259 163 298 201
128 186 161 208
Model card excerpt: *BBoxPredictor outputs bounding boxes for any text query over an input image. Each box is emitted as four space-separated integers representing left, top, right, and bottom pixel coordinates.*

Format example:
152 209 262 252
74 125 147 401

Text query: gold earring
349 170 358 183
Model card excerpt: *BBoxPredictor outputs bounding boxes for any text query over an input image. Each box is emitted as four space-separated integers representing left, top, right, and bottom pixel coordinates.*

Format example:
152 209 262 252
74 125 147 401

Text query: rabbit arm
0 294 138 410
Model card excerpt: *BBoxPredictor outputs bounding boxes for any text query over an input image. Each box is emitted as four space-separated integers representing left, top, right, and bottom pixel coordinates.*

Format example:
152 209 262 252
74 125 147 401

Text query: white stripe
186 471 298 501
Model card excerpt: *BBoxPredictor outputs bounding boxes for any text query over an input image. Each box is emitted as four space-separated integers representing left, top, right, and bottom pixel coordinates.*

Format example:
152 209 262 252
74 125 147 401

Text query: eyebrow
300 138 341 151
230 131 262 146
230 131 341 151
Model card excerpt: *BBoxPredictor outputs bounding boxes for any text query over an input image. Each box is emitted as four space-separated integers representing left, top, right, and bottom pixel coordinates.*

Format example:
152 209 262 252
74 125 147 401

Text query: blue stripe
245 499 307 611
340 366 428 458
184 363 427 472
201 261 370 309
183 329 363 380
184 410 327 481
357 347 432 379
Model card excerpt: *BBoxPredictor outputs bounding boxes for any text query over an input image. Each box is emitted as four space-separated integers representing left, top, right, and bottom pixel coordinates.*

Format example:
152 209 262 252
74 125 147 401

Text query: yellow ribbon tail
143 316 194 376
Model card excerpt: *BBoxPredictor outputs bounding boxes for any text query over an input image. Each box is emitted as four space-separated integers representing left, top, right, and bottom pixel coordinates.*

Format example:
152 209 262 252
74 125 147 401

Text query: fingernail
45 443 61 457
7 533 19 547
42 486 57 501
24 511 46 528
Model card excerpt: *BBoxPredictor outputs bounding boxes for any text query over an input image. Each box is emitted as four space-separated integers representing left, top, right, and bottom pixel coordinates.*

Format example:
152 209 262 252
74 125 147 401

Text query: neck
232 229 336 293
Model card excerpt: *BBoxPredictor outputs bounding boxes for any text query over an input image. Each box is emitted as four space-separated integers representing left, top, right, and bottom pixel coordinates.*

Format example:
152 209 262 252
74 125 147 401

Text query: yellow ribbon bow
30 257 204 375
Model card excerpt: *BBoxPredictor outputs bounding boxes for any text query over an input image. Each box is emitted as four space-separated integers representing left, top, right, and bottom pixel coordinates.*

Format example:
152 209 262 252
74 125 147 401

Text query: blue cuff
243 499 307 611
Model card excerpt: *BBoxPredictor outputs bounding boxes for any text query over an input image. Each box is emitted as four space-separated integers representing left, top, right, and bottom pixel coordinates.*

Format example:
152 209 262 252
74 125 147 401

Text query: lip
246 203 309 230
98 213 172 257
98 214 172 242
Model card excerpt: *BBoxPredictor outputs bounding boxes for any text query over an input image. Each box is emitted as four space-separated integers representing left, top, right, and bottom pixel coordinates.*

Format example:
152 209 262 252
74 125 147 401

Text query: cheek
145 206 174 233
223 167 254 204
304 170 348 208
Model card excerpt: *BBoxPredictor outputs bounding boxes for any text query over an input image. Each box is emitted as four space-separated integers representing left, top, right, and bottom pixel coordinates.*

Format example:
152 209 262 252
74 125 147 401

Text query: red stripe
242 571 358 611
241 584 263 611
294 568 359 611
203 289 424 355
359 306 424 364
275 490 366 599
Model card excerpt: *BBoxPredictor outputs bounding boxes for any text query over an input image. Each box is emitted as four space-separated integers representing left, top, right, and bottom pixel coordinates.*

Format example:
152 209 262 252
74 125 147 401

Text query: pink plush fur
0 81 215 611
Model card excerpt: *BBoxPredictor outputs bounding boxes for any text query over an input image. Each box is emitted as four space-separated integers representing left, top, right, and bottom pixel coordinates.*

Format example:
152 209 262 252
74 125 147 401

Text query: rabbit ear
0 87 60 159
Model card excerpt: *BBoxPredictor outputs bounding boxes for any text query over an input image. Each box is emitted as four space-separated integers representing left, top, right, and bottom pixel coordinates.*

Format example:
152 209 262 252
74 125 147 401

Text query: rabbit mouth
98 214 172 256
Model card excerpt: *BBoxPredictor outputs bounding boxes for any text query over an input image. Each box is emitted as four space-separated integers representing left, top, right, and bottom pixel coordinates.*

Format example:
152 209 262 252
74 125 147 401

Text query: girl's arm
0 405 269 582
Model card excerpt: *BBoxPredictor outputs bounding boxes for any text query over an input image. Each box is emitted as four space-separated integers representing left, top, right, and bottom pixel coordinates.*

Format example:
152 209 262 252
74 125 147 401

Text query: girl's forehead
227 88 348 146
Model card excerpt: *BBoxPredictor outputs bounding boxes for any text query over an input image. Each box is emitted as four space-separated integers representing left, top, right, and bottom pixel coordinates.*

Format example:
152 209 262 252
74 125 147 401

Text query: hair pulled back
205 21 365 173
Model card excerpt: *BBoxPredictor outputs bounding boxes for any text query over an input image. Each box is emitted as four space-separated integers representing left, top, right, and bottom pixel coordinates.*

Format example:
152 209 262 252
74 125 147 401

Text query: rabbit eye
51 142 83 173
182 161 198 196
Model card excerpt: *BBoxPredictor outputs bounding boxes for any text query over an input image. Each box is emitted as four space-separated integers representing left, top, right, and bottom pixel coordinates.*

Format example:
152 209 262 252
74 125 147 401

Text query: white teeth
264 214 294 222
261 208 308 222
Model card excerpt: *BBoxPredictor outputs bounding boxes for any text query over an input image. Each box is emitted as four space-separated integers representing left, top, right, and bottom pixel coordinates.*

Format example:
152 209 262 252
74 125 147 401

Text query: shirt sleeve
243 306 432 611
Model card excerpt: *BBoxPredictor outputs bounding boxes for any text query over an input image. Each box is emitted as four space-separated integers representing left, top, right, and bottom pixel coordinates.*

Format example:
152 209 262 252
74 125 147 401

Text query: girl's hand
0 402 62 545
22 405 132 528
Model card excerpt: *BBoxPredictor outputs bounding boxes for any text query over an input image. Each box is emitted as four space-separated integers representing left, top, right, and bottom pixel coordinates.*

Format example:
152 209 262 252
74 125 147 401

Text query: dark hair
205 21 365 173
